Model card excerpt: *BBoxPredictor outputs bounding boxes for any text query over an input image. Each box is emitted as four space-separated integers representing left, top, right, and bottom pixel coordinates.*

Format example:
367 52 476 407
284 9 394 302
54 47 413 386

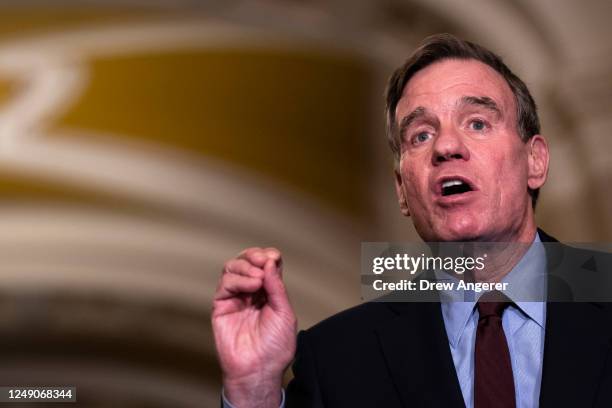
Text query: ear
527 135 549 190
394 169 411 217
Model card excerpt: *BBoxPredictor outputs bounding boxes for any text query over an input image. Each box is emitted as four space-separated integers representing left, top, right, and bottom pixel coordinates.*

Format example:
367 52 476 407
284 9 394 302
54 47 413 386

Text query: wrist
223 373 283 408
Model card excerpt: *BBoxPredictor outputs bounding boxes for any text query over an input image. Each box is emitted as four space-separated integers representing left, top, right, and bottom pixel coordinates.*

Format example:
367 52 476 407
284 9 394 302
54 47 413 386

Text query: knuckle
222 259 234 273
223 259 238 274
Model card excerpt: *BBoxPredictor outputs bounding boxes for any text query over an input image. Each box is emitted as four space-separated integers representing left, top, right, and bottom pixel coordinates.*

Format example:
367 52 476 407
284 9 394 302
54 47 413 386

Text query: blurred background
0 0 609 406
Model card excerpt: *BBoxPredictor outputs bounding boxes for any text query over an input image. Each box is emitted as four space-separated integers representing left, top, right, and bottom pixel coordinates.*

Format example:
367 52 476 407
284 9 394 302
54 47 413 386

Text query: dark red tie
475 291 516 408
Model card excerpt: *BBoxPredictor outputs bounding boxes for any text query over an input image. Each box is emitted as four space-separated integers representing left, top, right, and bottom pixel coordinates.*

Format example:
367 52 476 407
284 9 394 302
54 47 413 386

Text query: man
212 34 612 407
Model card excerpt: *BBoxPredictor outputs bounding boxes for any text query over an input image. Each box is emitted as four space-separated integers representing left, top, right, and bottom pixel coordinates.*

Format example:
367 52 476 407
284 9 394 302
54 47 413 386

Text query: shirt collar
440 232 547 348
502 232 546 329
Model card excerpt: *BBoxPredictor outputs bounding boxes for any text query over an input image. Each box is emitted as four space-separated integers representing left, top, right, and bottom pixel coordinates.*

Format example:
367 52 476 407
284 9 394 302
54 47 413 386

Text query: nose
432 126 470 165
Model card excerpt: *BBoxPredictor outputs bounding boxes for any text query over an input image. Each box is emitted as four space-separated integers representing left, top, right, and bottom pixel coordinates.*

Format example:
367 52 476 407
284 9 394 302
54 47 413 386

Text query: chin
433 214 484 242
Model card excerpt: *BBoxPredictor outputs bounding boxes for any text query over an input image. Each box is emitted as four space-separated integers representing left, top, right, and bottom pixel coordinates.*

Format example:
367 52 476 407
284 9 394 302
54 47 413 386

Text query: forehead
396 59 515 118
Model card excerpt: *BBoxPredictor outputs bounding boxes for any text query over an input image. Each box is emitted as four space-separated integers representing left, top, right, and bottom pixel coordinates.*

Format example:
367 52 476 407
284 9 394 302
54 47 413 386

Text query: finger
224 259 264 279
215 272 263 301
211 296 245 317
264 247 283 268
237 247 269 267
262 258 290 311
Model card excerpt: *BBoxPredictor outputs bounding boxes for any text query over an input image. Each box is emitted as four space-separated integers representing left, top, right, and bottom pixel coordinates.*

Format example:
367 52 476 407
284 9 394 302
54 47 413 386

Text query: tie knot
477 291 511 318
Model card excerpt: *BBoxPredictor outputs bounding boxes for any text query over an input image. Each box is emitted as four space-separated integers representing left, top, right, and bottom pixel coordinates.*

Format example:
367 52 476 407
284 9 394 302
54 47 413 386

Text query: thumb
262 258 289 312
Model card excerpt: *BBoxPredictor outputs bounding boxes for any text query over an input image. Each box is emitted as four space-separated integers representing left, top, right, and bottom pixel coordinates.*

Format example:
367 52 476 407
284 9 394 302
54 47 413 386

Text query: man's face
394 59 547 242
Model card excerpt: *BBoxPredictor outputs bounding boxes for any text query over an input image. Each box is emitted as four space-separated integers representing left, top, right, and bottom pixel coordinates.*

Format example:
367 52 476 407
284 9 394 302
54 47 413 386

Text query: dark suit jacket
286 230 612 407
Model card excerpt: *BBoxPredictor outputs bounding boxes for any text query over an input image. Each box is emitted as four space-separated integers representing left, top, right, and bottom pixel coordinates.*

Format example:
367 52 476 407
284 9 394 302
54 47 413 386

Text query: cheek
401 165 430 205
496 148 530 202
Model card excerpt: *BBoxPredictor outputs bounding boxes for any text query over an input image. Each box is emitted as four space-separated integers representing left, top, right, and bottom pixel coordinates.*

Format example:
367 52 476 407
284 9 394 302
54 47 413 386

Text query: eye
412 131 432 145
469 119 487 131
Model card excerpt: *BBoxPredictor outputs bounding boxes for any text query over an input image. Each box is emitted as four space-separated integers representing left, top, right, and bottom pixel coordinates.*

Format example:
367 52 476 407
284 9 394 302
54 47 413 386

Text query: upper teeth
442 180 464 188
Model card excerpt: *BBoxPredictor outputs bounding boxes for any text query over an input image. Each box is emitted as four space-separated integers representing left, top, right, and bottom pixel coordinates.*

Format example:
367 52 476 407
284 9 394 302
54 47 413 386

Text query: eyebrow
398 106 428 137
397 96 503 137
458 96 502 118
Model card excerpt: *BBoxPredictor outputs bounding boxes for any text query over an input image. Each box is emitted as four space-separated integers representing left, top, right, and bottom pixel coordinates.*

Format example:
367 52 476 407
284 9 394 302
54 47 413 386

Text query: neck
462 213 538 283
483 204 538 243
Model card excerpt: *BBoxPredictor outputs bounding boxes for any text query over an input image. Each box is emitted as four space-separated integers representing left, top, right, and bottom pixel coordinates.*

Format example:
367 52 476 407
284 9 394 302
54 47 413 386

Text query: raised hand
212 247 297 408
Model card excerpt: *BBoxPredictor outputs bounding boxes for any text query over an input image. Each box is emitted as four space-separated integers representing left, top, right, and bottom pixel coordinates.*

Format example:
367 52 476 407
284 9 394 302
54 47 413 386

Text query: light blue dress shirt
440 233 547 408
223 235 547 408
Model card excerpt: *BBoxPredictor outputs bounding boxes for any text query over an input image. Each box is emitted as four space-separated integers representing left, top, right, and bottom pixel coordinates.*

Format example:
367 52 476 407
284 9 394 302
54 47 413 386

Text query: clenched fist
212 247 297 408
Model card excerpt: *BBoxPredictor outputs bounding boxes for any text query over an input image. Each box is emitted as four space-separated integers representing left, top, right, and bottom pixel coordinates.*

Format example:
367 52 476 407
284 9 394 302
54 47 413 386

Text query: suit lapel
539 229 612 406
376 302 466 408
539 302 612 407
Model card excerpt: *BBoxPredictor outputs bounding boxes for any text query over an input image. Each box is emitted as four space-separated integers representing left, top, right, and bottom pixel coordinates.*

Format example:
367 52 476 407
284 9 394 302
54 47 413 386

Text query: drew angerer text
372 279 508 293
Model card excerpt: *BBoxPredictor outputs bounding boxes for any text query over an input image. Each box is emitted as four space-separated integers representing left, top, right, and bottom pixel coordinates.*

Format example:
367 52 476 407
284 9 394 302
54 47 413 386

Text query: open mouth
440 179 473 196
